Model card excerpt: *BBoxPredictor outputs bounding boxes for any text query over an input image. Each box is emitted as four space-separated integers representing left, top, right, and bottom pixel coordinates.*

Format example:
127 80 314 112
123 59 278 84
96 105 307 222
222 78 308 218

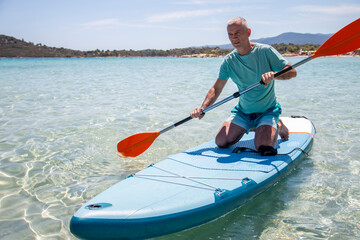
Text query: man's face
227 22 250 48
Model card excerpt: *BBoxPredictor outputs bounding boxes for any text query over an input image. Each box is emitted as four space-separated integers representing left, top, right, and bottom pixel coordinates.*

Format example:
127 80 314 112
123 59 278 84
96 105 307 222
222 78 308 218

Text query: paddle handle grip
259 65 294 85
260 69 290 85
174 116 192 127
260 56 313 85
274 66 293 78
159 90 240 134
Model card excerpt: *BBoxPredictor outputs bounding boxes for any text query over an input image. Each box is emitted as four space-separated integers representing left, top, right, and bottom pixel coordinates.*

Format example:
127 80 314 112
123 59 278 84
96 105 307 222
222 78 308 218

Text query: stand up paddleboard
70 116 315 239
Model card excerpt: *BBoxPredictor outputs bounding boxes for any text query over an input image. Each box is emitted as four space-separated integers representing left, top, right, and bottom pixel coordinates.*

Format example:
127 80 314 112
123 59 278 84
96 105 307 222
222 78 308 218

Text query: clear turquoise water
0 56 359 239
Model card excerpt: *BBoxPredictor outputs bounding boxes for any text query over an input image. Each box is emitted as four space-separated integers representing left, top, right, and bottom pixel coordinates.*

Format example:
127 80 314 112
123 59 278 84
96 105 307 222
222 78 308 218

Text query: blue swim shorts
226 103 282 133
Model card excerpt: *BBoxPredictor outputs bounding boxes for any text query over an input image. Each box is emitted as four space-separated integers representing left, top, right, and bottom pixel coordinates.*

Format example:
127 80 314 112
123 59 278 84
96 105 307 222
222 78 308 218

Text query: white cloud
80 19 163 30
147 8 240 23
81 18 120 28
173 0 209 5
173 0 250 5
251 20 276 26
292 4 360 15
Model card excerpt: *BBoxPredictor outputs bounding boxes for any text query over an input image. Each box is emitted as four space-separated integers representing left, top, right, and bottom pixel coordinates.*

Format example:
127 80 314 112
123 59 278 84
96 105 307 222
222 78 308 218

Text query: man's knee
215 135 231 148
215 122 246 148
215 133 241 148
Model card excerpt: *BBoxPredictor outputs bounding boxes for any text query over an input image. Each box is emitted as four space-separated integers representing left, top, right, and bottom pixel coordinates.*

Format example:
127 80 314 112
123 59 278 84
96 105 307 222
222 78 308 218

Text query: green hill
0 35 233 58
0 35 85 57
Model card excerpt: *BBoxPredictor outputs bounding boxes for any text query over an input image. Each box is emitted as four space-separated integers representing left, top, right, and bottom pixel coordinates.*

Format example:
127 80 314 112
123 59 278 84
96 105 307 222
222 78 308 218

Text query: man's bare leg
250 119 289 140
254 125 278 149
215 121 247 148
278 118 289 140
216 118 289 149
254 119 289 155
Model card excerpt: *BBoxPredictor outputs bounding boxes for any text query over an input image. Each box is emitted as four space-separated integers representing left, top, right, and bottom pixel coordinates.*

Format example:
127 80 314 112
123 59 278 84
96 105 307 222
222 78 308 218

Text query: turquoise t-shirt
218 43 288 114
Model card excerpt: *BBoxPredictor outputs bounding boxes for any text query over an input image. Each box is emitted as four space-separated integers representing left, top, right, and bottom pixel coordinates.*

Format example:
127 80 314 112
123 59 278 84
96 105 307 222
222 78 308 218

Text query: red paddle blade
117 132 160 158
313 18 360 58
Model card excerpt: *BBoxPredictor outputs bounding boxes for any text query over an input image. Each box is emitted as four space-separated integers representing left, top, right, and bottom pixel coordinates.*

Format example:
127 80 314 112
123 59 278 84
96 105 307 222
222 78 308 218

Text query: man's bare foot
278 119 289 140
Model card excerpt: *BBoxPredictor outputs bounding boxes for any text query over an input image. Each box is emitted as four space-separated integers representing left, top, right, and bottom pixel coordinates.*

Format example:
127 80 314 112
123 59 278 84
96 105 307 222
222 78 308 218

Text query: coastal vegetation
1 35 359 58
0 35 230 58
272 43 319 54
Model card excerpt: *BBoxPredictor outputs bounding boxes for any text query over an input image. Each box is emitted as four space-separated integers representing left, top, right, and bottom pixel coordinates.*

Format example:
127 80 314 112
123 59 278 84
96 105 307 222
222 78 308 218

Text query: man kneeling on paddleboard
191 17 296 156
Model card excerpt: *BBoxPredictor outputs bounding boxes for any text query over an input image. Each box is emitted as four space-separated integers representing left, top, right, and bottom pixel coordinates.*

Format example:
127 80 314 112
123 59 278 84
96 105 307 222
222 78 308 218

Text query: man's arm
275 63 297 80
190 78 227 119
261 63 297 87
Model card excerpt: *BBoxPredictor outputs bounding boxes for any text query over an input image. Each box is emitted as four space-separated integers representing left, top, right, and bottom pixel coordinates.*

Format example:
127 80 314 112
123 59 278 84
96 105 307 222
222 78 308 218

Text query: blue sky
0 0 359 50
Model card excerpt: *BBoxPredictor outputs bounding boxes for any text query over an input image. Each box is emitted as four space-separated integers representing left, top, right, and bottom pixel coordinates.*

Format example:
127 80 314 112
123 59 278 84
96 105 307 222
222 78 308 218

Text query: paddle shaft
159 56 313 134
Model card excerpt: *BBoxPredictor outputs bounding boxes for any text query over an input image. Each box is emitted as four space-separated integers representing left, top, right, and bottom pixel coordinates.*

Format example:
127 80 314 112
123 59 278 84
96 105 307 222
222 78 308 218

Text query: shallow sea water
0 56 359 239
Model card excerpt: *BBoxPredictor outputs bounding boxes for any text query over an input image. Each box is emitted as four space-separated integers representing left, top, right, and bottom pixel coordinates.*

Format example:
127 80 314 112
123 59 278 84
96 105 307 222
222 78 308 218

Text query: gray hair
227 17 249 29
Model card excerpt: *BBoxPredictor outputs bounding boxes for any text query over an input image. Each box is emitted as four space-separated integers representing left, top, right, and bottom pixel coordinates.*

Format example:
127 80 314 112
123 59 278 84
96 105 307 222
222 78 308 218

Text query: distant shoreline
4 34 360 59
1 54 359 60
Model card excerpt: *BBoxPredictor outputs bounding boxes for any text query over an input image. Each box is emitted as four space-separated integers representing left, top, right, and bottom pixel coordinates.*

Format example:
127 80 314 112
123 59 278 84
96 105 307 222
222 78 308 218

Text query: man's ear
248 28 251 37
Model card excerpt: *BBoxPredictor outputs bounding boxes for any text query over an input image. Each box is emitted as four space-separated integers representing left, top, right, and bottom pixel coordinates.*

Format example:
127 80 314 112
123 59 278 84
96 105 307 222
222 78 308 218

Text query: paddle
117 18 360 158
